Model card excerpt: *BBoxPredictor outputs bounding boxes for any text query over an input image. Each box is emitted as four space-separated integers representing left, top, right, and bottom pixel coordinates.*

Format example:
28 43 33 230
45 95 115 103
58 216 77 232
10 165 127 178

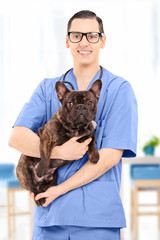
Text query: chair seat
0 176 21 188
130 164 160 180
0 163 21 188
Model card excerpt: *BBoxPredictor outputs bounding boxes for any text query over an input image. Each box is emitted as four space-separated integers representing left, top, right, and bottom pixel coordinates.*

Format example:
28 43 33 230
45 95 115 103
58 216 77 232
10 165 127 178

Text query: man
8 10 138 240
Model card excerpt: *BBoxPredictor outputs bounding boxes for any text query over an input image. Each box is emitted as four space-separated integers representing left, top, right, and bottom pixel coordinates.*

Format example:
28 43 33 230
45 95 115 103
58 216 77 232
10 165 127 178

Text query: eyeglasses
68 32 104 44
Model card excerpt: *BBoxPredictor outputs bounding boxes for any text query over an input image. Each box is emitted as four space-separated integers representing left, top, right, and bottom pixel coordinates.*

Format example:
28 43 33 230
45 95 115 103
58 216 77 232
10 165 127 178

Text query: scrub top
13 67 138 228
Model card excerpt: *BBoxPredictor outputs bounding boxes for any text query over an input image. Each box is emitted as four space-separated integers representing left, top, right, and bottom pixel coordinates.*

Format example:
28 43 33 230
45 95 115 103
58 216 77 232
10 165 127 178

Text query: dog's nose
77 104 85 110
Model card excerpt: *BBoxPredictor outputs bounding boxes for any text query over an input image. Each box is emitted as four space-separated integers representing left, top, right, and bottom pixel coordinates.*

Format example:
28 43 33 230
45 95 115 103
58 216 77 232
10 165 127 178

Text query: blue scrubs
33 225 121 240
13 67 138 237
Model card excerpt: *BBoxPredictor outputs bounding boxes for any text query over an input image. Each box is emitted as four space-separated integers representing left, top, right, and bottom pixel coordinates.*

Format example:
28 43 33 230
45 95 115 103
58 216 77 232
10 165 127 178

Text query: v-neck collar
65 68 102 91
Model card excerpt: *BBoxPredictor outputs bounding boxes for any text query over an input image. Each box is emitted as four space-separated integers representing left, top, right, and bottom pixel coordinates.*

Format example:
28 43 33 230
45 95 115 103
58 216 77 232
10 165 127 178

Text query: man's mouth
78 50 92 55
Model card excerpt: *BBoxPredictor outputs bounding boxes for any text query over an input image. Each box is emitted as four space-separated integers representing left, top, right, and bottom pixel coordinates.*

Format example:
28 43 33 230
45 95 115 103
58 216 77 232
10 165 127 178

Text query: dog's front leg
88 134 99 164
36 140 53 178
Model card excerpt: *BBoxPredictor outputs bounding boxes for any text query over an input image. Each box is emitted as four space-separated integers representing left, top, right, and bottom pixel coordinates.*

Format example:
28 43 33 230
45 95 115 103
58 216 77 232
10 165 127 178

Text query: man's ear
100 34 106 49
89 79 102 100
55 81 70 103
66 35 70 48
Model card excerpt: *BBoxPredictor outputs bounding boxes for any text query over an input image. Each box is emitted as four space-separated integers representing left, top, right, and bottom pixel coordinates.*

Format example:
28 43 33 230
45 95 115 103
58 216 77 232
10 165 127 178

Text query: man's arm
8 126 41 157
35 148 123 207
8 126 91 160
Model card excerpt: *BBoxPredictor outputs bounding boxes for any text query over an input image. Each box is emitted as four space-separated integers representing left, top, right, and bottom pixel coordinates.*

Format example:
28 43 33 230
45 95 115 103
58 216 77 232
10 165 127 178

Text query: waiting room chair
130 164 160 240
0 163 33 237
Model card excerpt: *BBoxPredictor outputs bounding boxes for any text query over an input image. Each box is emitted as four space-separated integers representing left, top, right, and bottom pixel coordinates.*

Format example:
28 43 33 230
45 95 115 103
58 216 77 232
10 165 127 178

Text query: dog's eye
67 102 73 108
87 100 93 106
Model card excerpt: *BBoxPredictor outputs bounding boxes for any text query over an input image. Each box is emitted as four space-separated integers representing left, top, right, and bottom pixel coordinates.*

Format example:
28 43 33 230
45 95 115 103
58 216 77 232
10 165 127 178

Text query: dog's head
55 79 102 126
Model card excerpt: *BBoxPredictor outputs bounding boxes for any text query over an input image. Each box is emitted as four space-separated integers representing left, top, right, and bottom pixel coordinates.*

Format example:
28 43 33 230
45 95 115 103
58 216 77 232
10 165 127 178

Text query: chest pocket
95 119 105 151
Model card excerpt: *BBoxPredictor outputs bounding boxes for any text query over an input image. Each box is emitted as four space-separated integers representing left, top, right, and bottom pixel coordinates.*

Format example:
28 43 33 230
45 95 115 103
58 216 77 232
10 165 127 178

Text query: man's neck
73 64 100 91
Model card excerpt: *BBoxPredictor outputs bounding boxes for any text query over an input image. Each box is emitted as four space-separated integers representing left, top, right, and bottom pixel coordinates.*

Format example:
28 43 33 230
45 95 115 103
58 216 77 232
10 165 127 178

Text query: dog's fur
16 79 102 206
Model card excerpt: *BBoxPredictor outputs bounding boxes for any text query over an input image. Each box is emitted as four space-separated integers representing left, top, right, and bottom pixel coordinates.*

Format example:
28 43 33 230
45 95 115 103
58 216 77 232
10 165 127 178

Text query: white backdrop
0 1 160 239
0 0 160 162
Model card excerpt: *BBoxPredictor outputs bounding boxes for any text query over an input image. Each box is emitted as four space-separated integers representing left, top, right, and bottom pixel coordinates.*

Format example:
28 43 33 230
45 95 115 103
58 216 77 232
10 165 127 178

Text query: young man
9 10 138 240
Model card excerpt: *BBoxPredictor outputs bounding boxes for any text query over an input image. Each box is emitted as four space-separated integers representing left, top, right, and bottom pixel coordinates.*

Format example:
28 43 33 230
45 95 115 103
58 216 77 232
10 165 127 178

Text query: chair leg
6 189 11 237
12 190 16 232
130 189 133 231
133 187 138 240
28 193 34 237
158 190 160 231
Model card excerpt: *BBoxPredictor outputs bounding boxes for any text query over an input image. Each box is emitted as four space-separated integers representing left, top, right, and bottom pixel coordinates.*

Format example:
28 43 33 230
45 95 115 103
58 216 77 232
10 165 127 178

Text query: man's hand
29 186 62 207
51 136 92 160
34 185 62 207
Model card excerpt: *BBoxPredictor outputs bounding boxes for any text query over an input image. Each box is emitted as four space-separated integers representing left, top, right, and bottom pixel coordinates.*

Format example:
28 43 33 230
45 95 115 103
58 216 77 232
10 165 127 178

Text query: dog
16 79 102 206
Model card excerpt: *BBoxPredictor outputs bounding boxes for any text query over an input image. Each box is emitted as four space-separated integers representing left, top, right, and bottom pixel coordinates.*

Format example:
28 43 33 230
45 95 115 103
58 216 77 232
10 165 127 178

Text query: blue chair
130 164 160 240
0 163 33 237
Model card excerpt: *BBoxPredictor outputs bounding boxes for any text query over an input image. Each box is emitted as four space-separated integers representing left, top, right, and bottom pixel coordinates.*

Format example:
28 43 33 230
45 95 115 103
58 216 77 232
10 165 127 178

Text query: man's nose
80 35 89 44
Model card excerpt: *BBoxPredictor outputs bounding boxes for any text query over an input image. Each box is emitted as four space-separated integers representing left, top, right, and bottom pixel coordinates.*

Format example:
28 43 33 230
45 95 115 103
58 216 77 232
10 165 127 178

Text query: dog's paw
36 198 46 207
90 152 99 164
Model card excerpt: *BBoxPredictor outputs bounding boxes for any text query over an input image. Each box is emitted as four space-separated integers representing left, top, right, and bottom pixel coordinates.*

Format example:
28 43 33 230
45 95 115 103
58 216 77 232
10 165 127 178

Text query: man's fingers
35 192 46 201
83 137 92 146
85 145 89 152
72 136 92 144
71 136 83 141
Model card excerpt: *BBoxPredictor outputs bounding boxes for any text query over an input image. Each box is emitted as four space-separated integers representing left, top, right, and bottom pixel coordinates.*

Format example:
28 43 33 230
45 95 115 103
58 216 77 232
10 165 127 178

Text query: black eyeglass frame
67 31 104 43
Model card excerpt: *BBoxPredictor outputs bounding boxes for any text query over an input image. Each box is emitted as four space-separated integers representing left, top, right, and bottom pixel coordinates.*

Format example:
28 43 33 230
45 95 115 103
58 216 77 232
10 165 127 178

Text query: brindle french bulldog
16 79 102 206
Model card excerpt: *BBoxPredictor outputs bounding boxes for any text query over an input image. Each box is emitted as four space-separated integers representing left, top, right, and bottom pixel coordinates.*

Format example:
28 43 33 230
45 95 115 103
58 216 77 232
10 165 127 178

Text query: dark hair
67 10 104 33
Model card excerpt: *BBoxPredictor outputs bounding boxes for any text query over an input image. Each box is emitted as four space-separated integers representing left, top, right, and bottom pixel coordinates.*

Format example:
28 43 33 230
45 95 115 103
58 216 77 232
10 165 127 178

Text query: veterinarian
9 10 138 240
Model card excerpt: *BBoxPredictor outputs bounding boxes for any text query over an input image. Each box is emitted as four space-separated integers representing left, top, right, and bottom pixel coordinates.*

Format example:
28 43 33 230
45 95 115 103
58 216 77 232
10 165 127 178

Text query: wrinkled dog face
55 80 102 126
62 91 97 125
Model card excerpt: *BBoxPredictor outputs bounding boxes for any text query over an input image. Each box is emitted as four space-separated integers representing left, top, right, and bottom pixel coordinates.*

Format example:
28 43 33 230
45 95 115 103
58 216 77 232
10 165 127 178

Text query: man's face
66 18 106 67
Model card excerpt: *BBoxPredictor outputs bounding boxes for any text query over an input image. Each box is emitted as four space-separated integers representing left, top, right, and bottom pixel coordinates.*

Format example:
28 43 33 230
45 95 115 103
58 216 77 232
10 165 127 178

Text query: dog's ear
89 80 102 100
55 81 71 103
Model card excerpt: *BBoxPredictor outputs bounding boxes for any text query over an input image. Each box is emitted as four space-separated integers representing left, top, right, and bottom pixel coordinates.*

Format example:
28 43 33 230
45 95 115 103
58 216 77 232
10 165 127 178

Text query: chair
0 163 33 237
130 164 160 240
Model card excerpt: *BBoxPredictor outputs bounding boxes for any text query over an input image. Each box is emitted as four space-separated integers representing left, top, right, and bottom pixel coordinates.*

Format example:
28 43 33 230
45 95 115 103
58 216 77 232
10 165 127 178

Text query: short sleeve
13 80 47 133
101 82 138 157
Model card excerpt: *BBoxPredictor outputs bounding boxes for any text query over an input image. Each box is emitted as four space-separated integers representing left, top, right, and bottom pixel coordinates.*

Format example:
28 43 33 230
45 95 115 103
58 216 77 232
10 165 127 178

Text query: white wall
0 1 160 239
0 0 160 162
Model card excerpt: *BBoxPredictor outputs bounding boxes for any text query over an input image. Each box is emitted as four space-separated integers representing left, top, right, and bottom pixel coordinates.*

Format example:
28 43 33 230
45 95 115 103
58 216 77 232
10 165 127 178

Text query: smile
78 50 92 55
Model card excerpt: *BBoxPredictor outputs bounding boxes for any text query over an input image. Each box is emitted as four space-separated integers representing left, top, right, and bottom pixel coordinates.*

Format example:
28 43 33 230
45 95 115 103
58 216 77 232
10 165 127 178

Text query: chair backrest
0 163 15 179
130 164 160 180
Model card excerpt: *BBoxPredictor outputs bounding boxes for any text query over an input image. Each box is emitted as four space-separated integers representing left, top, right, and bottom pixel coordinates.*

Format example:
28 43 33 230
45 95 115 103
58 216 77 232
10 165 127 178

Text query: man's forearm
8 126 41 157
58 148 123 195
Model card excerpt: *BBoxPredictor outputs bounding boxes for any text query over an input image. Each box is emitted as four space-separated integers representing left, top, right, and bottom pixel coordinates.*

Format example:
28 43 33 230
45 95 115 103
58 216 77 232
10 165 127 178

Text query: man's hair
67 10 104 33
